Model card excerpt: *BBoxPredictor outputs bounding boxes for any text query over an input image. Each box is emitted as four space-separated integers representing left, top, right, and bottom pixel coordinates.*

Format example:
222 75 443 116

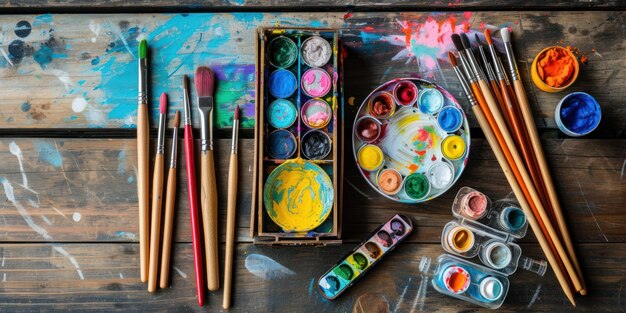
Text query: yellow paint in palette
357 144 384 171
263 159 334 232
442 135 466 160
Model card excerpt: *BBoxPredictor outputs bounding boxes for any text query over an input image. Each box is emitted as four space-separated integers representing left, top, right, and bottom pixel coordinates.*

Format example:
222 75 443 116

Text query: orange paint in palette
318 215 413 299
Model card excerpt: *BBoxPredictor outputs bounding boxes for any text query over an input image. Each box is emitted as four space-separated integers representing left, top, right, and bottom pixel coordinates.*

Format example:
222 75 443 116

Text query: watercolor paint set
251 27 344 245
352 78 470 204
318 215 413 299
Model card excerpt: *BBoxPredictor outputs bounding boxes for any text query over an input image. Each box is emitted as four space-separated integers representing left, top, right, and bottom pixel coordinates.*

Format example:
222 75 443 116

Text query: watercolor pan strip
318 214 413 299
251 27 344 245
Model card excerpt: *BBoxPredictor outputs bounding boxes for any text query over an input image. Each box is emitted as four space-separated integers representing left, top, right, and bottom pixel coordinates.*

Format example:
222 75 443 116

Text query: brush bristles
174 110 180 127
460 33 471 50
182 75 188 90
474 33 482 46
484 29 493 45
159 93 167 114
447 51 458 67
194 66 215 97
500 28 511 43
233 105 239 120
451 34 463 52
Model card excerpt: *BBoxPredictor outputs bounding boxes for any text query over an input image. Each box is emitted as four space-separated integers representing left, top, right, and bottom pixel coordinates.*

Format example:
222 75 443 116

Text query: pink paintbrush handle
184 124 205 306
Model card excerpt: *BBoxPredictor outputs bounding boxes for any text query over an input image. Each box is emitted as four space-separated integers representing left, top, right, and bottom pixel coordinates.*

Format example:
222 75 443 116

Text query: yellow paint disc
357 144 384 171
441 135 466 160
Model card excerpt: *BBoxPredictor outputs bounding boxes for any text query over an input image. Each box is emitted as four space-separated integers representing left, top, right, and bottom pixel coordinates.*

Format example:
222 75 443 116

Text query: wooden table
0 2 624 312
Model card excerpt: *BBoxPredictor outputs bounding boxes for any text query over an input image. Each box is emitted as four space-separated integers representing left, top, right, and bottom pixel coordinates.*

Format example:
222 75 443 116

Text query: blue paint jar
555 92 601 137
437 106 463 133
268 69 297 99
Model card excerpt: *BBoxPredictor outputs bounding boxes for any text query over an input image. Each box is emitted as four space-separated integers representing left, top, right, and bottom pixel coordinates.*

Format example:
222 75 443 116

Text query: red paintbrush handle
184 125 205 306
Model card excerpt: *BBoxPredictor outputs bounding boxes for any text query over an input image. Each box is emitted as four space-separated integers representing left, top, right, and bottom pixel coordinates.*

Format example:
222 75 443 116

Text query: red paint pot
393 80 419 106
355 116 382 143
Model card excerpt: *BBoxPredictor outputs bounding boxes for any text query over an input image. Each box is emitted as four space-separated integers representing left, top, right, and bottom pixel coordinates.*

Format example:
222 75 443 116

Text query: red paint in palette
393 80 419 106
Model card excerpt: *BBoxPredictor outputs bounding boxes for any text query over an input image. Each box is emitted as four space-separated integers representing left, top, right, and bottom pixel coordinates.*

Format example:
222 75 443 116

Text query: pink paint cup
301 68 331 98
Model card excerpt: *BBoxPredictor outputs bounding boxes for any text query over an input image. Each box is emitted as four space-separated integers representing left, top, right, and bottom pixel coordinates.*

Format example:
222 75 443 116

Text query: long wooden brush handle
512 79 586 293
201 151 219 291
148 154 165 292
223 153 238 309
137 104 150 283
473 105 577 306
159 166 177 289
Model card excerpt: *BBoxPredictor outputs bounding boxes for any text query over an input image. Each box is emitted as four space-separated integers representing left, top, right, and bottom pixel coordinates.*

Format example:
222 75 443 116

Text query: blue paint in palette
268 69 297 99
437 106 463 133
267 129 297 159
418 88 444 114
267 99 297 129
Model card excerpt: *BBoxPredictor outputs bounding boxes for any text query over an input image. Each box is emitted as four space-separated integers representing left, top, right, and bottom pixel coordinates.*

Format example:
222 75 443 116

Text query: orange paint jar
531 46 579 92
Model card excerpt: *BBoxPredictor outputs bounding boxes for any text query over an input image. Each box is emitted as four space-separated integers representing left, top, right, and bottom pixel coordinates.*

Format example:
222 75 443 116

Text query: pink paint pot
393 80 419 106
301 68 331 98
368 91 396 119
461 191 488 220
355 116 382 143
301 98 332 129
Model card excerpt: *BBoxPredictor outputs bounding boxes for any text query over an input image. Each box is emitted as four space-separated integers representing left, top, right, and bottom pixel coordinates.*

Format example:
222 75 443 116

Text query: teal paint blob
267 99 297 129
21 102 31 112
501 207 526 231
558 92 601 136
437 106 463 133
35 140 63 168
418 88 444 114
268 69 297 99
267 129 296 159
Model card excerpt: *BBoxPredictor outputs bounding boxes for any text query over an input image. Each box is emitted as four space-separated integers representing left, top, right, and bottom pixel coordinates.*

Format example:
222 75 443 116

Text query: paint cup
427 161 455 190
441 135 467 161
301 68 332 98
393 80 419 106
418 88 444 114
267 129 297 159
460 191 488 220
364 241 383 259
357 144 384 172
301 129 332 160
479 277 504 302
368 91 396 119
332 262 355 281
267 99 297 129
447 226 475 253
377 169 403 195
403 173 430 200
301 36 332 68
355 116 382 143
555 92 601 137
437 106 463 133
301 99 332 129
268 36 298 69
268 69 297 99
347 252 369 271
375 230 393 248
482 241 512 270
442 265 471 294
499 206 526 232
389 218 407 237
321 274 342 293
531 46 579 93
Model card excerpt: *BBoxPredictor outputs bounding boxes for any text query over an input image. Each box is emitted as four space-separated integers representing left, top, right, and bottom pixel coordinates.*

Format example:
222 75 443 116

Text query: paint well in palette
443 265 471 294
267 129 297 159
404 173 430 200
269 69 297 99
267 99 297 129
355 116 381 143
301 36 332 68
393 80 418 106
438 106 463 133
482 241 512 270
268 36 297 68
441 135 466 160
301 130 331 160
301 99 332 129
447 226 475 253
364 242 382 259
427 161 454 189
347 253 369 271
460 191 488 219
301 68 331 97
418 88 444 114
500 206 526 231
479 277 503 301
369 92 395 119
377 169 403 195
357 144 384 172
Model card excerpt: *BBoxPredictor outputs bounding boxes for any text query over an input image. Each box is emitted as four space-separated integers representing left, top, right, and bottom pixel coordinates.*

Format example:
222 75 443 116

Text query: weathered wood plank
1 138 623 243
0 243 623 312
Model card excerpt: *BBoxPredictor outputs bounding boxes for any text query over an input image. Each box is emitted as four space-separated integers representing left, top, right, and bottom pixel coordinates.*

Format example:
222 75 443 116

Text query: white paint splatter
28 198 40 208
119 273 124 279
72 97 88 113
48 69 73 91
9 142 37 194
527 284 542 308
393 278 411 313
89 20 101 43
244 254 295 280
1 254 5 267
41 215 52 225
111 22 135 59
173 266 187 278
72 212 82 222
52 207 66 218
53 246 84 280
2 273 6 282
0 48 14 66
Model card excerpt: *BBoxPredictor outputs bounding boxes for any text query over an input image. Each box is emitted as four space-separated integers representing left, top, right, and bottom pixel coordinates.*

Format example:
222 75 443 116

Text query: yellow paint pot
441 135 466 160
447 226 475 253
530 46 579 93
357 144 384 171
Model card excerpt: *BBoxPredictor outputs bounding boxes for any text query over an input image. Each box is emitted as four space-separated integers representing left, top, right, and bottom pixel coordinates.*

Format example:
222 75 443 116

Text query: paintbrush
148 93 168 292
183 75 205 306
137 39 150 283
223 106 240 309
159 111 179 289
500 28 586 295
475 33 507 126
195 66 220 292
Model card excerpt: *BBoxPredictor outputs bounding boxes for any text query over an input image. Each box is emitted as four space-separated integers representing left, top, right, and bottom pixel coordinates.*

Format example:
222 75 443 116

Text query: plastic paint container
377 169 403 195
301 36 332 68
364 241 382 259
301 98 332 129
301 68 331 98
482 241 512 270
479 277 504 302
404 173 430 200
347 253 369 271
418 88 444 114
267 99 297 129
267 129 297 159
499 206 526 232
555 92 601 137
375 230 393 248
442 265 471 294
301 129 332 160
357 144 384 171
437 106 463 133
461 191 488 219
355 116 382 143
531 46 579 93
368 91 396 119
447 226 475 253
441 135 467 160
393 80 419 106
427 161 455 190
268 69 297 99
268 36 298 69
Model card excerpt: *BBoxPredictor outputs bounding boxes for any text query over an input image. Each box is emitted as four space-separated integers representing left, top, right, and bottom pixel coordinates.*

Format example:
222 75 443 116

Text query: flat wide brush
137 39 150 283
160 111 180 289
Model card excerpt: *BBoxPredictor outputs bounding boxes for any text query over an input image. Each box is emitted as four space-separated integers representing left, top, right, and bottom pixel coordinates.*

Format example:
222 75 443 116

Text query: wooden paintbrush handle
201 151 219 291
137 104 150 283
159 166 177 289
148 154 165 292
223 153 238 309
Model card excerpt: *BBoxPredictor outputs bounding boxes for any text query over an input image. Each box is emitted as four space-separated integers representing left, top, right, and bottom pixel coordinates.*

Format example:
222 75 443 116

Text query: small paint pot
377 169 403 195
268 69 297 99
364 241 383 259
389 218 407 237
267 99 297 129
479 276 504 302
442 265 471 294
441 135 467 161
499 206 527 232
375 230 393 248
301 129 332 160
437 106 463 133
393 80 419 106
368 91 396 119
403 173 430 200
301 68 332 98
418 88 444 114
332 262 355 281
355 116 382 143
267 129 297 159
555 92 601 137
460 191 488 220
427 161 455 190
301 98 332 129
347 252 369 271
301 36 332 68
320 274 341 293
531 46 579 93
447 226 475 253
268 36 298 69
482 241 512 269
357 144 384 172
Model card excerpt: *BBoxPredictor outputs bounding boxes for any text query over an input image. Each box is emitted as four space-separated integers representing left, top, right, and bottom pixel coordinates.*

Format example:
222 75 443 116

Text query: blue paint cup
555 92 601 137
267 99 297 129
268 69 297 99
267 129 297 159
418 88 444 114
437 106 463 133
